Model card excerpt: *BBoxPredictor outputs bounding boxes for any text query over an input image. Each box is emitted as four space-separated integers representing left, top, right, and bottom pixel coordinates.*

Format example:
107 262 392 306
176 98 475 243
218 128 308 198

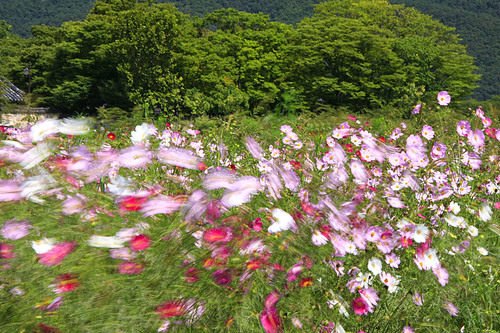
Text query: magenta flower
351 297 369 315
437 91 451 106
1 220 30 240
260 307 282 333
38 241 76 267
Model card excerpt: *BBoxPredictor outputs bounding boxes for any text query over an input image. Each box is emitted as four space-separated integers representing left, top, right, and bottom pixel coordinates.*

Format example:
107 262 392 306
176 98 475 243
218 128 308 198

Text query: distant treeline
0 0 497 101
0 0 484 119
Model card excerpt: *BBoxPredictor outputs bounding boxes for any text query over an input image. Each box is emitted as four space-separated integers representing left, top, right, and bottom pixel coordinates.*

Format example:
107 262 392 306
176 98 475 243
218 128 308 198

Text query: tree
282 0 480 111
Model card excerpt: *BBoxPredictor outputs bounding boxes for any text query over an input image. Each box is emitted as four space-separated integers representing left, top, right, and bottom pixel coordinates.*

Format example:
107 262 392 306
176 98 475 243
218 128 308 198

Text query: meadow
0 92 499 332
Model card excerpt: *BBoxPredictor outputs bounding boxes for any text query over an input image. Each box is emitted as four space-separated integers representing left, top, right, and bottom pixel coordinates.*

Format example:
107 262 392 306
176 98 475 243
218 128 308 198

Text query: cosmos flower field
0 94 499 332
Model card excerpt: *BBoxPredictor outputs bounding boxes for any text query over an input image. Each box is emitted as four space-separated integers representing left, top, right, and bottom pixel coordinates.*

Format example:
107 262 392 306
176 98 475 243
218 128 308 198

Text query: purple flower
437 91 451 106
456 121 471 136
411 103 421 114
1 220 30 240
467 129 485 147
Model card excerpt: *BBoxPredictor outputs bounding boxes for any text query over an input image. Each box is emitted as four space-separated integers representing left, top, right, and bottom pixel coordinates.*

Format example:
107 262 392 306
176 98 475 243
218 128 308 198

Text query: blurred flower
367 257 382 276
107 132 116 140
130 234 151 251
53 274 80 293
260 307 282 333
478 204 492 222
477 247 488 256
1 220 30 240
0 181 23 202
437 91 451 106
203 227 233 243
156 300 187 318
31 238 57 254
402 326 415 333
38 241 76 267
443 300 459 316
268 208 297 234
412 104 421 114
88 235 125 248
118 261 144 275
30 118 60 142
0 242 15 258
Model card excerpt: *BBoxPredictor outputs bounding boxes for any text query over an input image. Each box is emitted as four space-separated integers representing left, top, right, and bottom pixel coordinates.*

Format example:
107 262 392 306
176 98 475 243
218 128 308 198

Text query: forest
0 0 497 102
0 0 493 119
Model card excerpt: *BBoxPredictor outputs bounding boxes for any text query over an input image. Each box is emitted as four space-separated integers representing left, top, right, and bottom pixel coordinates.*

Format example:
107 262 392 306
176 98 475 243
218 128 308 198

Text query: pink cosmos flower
0 181 23 202
437 91 451 106
456 120 471 136
157 147 201 170
1 220 30 240
412 103 421 114
421 125 435 140
403 326 415 333
0 242 15 258
467 129 485 147
432 264 449 286
443 300 459 316
38 241 76 267
412 292 424 306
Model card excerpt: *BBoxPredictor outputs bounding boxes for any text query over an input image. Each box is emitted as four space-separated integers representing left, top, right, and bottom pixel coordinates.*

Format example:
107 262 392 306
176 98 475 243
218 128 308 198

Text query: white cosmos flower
130 123 152 145
477 247 488 256
30 118 61 142
58 118 90 136
268 208 296 234
20 142 54 169
31 238 57 254
87 235 125 248
413 224 429 243
367 257 382 276
448 202 460 214
478 204 492 222
423 248 440 269
467 225 478 237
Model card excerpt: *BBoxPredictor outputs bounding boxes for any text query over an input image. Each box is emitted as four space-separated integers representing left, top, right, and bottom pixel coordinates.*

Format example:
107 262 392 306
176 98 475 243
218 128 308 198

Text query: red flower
299 277 314 288
38 242 76 267
107 133 116 140
130 234 151 251
54 274 80 293
156 300 186 318
119 196 147 211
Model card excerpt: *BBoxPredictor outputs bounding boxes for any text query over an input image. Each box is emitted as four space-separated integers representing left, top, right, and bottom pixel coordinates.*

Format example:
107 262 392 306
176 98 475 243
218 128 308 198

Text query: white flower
87 235 125 248
467 225 479 237
448 202 460 214
31 238 57 254
268 208 297 234
58 118 90 136
413 224 429 243
130 123 152 145
356 272 373 289
478 204 492 222
30 118 61 142
423 248 440 269
20 142 54 169
367 257 383 276
477 247 488 256
312 230 329 246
